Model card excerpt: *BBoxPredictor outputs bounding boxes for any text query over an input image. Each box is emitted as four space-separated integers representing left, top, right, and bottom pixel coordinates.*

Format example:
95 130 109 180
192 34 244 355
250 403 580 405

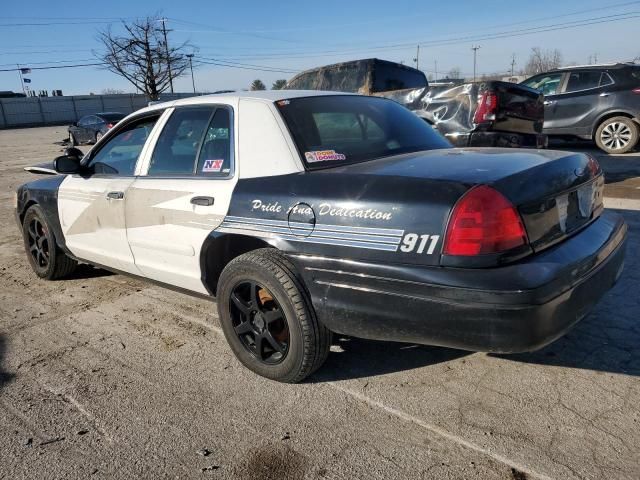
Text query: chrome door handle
190 196 215 206
544 100 555 106
106 191 124 200
599 92 610 97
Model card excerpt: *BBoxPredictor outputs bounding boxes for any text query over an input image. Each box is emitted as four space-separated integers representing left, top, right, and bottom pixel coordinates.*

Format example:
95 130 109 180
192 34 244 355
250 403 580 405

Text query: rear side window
565 70 602 92
372 63 427 92
148 106 233 177
277 95 450 169
196 108 232 177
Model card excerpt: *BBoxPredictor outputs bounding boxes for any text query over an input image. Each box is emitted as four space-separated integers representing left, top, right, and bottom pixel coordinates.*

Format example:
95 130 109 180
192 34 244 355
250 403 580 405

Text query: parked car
287 58 547 149
68 112 126 146
419 80 547 148
521 62 640 153
16 91 626 382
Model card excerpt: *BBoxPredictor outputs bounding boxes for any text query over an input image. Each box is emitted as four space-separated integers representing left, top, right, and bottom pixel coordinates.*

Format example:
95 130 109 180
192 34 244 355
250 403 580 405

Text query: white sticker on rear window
305 150 346 163
202 159 224 172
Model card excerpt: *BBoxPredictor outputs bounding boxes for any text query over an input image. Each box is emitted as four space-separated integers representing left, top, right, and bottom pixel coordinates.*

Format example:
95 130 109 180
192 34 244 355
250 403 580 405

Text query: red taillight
106 123 114 129
473 91 498 124
586 155 600 176
443 185 527 256
632 87 640 94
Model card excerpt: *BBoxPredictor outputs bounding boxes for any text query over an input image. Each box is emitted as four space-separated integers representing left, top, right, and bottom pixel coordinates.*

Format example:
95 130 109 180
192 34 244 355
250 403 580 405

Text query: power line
0 62 105 72
184 10 640 61
195 59 299 74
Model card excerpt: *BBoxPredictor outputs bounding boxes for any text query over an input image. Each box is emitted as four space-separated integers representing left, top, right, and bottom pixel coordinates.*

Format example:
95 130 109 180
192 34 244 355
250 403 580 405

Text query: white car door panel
125 105 238 294
58 176 138 273
57 113 163 274
125 178 237 293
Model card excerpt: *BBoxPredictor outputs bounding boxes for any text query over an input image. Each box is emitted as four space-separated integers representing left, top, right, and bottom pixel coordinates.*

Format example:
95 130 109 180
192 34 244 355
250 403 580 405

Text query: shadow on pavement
65 264 114 281
308 336 470 382
493 207 640 377
0 334 14 389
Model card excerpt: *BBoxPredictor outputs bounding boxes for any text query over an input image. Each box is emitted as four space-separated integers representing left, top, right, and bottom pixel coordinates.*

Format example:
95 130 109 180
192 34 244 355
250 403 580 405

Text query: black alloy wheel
26 217 50 270
22 205 77 280
230 281 290 364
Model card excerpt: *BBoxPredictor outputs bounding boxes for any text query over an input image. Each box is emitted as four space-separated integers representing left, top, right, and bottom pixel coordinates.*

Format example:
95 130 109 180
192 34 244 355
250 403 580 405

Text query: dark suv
522 63 640 153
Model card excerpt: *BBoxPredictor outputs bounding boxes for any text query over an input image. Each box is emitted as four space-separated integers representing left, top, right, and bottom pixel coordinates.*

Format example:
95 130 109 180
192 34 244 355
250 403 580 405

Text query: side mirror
53 155 82 174
64 147 84 158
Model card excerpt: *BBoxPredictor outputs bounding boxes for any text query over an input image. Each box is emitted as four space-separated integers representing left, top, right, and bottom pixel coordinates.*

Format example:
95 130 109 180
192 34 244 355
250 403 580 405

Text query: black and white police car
15 91 627 382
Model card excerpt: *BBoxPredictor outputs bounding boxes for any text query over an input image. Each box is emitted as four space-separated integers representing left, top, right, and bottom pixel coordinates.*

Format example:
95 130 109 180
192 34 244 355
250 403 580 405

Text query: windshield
276 95 450 169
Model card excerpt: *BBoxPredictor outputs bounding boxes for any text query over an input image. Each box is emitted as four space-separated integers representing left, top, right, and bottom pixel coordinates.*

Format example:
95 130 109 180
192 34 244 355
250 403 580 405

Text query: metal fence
0 93 199 129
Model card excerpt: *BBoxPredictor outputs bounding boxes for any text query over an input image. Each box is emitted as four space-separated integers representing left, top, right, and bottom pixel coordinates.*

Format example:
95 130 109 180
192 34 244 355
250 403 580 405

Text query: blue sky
1 0 639 95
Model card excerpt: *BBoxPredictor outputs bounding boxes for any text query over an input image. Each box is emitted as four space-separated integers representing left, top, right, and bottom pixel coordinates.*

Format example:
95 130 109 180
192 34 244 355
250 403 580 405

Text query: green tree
250 79 266 91
271 79 287 90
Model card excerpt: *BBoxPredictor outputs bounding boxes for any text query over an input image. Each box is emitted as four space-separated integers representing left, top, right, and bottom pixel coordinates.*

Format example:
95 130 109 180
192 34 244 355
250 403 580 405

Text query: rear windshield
276 95 450 169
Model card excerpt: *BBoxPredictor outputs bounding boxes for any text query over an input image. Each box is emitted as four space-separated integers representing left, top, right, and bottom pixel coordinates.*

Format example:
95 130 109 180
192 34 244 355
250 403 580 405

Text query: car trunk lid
335 148 603 257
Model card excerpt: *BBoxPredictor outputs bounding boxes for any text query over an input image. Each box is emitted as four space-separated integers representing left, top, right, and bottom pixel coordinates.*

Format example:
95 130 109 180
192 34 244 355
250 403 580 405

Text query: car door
74 116 89 143
57 113 162 274
125 105 238 294
546 69 616 136
521 72 566 133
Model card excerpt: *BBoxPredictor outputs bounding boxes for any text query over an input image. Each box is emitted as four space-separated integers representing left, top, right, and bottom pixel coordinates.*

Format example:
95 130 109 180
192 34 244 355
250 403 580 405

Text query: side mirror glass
54 155 82 174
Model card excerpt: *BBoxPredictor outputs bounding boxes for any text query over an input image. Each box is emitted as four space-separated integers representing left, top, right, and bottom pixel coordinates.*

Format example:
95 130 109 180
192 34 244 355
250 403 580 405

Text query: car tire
595 116 639 154
22 205 77 280
216 249 331 383
95 131 103 143
69 132 77 146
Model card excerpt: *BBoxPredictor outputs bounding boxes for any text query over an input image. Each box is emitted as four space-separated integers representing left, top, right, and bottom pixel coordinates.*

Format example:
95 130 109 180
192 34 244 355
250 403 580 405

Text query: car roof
139 90 353 114
551 62 638 71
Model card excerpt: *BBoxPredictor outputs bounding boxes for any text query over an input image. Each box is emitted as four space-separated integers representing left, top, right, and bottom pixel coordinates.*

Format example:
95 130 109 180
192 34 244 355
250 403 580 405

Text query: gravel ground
0 126 639 480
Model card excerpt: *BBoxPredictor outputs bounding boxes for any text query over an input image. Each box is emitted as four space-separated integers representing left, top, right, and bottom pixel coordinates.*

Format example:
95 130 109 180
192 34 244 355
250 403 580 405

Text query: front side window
522 73 563 96
277 95 450 169
85 115 159 176
78 116 92 127
565 70 602 92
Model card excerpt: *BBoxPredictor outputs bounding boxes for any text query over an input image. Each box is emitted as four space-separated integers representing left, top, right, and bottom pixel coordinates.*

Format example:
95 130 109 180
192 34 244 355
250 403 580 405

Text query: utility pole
472 45 481 82
413 45 420 70
510 54 516 77
17 64 26 94
186 54 196 94
159 18 174 93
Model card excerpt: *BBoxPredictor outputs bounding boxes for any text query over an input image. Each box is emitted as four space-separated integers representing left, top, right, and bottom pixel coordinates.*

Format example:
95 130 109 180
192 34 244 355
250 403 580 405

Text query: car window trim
77 110 165 179
557 70 616 95
523 72 565 96
140 104 236 180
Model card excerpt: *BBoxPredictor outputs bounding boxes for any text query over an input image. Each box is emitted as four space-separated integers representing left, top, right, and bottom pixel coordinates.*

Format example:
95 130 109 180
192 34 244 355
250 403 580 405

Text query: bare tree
250 79 266 91
271 79 287 90
523 47 563 75
447 67 461 79
97 16 192 100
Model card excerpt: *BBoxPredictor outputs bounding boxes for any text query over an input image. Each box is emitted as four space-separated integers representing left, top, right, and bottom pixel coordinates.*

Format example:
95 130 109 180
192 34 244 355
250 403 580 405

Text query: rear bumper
292 211 626 353
447 131 548 149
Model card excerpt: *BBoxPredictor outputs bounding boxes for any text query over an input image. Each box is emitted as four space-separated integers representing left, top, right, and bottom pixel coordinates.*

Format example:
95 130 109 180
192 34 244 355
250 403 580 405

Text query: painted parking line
604 197 640 211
